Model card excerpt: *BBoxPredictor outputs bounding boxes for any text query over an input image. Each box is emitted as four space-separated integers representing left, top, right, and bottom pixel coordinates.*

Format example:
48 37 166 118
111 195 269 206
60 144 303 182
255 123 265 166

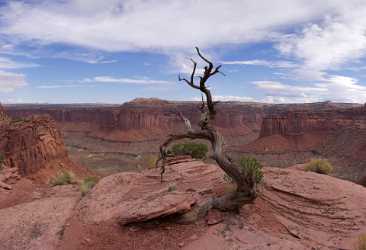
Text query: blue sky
1 0 366 104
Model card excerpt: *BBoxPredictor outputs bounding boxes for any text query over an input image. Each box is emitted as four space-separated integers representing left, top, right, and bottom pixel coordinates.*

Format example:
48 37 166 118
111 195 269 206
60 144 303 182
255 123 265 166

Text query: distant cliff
6 100 267 143
259 106 366 137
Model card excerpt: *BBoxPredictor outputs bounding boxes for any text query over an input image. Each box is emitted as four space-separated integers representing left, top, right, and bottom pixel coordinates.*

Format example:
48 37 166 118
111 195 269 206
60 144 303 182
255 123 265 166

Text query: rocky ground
1 158 365 250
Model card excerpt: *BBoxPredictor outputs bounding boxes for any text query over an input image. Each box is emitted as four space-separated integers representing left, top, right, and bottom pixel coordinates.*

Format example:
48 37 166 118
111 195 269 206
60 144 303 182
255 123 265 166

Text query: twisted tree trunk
156 47 258 210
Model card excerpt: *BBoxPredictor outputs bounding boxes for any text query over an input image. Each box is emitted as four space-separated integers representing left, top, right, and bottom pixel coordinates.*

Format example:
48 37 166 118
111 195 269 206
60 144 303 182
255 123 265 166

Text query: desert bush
10 117 27 123
142 154 159 169
356 234 366 250
171 142 208 159
239 157 263 184
80 176 98 196
223 157 263 184
50 170 75 186
304 159 333 175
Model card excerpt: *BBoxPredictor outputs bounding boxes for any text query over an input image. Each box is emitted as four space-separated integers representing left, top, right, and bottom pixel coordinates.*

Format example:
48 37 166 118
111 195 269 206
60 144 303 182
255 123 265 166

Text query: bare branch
190 58 197 84
195 47 213 69
178 74 200 90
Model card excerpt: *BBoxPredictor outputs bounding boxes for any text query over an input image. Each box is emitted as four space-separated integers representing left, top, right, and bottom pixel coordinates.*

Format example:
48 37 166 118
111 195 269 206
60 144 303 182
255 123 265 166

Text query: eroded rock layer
5 100 267 143
0 113 88 186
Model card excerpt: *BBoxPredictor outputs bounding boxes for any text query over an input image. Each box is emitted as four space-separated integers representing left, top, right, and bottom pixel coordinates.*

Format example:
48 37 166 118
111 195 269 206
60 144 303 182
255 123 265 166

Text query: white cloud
0 57 38 69
254 76 366 103
278 4 366 78
83 76 171 85
0 70 27 92
221 60 297 69
213 95 255 102
193 95 255 102
0 0 338 52
51 51 117 64
36 84 85 89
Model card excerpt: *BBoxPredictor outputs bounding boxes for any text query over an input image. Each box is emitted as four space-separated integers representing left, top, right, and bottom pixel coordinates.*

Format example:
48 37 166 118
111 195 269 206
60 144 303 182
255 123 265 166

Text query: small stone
178 242 185 247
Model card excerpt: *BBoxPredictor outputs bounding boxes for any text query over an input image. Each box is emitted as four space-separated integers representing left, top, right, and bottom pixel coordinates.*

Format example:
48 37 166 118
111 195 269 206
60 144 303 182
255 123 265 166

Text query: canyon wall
237 104 366 182
5 100 366 181
0 116 69 176
0 108 87 183
6 100 267 143
260 105 366 137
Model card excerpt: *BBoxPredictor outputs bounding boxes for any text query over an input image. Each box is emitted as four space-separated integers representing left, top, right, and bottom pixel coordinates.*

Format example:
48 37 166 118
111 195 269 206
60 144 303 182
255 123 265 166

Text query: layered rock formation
6 100 366 180
260 105 366 137
236 104 366 181
0 104 9 123
0 110 88 187
5 100 266 143
5 100 267 173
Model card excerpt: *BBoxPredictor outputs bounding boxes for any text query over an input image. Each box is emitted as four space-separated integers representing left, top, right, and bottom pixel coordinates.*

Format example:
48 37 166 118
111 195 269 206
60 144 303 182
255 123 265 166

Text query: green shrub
304 159 333 175
142 154 159 169
239 157 263 184
80 176 98 196
171 142 208 159
50 171 75 186
10 117 27 124
356 234 366 250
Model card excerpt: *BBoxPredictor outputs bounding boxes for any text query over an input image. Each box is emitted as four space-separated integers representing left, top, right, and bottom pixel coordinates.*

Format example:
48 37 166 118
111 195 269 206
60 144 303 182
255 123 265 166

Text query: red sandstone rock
1 158 364 249
0 104 9 123
0 196 79 250
184 165 366 250
0 114 89 186
77 160 226 224
69 160 366 249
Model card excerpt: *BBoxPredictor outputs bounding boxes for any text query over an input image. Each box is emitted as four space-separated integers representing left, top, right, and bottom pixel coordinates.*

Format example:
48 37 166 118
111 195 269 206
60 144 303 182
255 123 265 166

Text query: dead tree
156 47 258 210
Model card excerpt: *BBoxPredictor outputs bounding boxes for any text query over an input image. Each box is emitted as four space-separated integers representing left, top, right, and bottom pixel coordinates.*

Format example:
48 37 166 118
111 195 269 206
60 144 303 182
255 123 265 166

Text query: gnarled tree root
178 191 255 224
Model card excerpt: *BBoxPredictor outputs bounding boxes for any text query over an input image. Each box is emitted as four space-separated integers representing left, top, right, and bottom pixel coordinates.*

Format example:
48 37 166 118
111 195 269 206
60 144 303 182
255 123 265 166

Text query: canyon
4 99 366 182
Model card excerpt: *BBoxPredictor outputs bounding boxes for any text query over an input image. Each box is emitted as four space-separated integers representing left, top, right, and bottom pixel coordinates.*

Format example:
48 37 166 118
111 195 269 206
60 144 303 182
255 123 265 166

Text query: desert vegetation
356 234 366 250
50 170 75 186
239 157 263 184
224 156 263 184
304 159 333 175
171 142 208 159
141 154 159 169
80 176 98 196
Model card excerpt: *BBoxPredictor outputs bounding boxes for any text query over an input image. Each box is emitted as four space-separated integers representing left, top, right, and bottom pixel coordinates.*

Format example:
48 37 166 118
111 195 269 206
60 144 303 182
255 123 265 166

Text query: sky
1 0 366 104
